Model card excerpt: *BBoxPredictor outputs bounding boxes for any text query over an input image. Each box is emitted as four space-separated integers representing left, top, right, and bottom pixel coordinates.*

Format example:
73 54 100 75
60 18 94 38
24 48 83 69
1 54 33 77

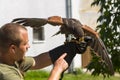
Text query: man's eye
23 43 27 45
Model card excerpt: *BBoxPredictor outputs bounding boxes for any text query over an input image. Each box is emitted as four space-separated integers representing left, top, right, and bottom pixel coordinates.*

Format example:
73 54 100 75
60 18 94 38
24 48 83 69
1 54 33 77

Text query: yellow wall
79 0 100 30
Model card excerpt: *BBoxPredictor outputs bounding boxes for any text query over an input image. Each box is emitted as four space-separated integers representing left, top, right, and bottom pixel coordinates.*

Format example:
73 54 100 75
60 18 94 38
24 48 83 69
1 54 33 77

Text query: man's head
0 23 30 62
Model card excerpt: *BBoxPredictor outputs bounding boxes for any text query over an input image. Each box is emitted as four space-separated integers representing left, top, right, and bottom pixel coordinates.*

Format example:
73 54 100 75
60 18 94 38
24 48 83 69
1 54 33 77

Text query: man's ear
9 45 16 54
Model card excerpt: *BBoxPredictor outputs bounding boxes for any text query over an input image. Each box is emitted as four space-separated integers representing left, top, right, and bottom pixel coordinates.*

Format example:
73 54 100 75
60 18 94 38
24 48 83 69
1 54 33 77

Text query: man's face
15 29 30 61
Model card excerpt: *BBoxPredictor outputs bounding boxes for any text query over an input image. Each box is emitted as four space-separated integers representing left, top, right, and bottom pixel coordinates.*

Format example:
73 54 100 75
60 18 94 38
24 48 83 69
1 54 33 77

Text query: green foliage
74 68 83 74
87 50 112 77
87 0 120 77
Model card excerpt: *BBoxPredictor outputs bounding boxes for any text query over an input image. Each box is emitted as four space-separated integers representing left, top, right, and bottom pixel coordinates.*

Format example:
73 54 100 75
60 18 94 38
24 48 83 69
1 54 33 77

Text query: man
0 23 86 80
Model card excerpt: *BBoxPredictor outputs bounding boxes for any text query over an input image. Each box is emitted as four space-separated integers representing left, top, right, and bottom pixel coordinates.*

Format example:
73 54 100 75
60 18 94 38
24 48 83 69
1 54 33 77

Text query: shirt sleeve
19 57 34 72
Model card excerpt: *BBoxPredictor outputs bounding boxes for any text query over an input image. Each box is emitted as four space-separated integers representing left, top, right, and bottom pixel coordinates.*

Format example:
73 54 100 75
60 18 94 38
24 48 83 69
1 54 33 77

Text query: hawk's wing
12 16 63 27
82 25 114 75
12 18 48 28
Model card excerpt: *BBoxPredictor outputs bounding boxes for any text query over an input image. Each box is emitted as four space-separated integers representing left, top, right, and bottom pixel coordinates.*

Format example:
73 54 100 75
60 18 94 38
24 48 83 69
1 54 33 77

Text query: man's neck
0 54 15 66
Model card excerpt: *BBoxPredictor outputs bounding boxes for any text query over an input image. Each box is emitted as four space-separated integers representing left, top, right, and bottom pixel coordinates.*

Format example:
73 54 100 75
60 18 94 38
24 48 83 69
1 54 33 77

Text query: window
33 27 45 43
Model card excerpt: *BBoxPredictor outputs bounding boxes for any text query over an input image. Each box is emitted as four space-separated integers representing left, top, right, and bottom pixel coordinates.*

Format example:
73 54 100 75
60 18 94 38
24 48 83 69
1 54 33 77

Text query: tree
87 0 120 77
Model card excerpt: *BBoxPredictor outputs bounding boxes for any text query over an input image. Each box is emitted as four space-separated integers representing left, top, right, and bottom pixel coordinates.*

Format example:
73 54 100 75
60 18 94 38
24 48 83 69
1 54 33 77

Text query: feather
51 31 61 37
12 18 48 28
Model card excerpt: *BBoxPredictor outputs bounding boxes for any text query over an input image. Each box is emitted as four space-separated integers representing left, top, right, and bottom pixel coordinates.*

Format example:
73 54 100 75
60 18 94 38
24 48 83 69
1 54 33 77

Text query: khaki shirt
0 57 34 80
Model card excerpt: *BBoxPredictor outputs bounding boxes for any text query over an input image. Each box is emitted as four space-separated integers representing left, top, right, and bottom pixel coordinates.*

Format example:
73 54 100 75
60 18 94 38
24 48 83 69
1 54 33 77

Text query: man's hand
54 53 68 72
48 53 68 80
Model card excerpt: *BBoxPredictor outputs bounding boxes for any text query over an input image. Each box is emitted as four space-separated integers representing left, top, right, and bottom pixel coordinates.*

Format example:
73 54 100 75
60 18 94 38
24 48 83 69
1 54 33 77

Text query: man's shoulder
0 63 23 80
0 63 13 71
0 63 18 75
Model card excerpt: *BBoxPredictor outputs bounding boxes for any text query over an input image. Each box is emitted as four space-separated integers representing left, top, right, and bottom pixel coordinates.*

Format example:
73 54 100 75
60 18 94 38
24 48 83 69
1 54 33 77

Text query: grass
24 70 49 80
24 70 120 80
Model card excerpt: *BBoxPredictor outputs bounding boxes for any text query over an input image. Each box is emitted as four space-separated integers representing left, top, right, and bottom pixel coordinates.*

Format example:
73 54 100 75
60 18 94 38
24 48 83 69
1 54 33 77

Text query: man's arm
30 52 52 69
31 42 87 69
30 51 68 80
30 43 76 70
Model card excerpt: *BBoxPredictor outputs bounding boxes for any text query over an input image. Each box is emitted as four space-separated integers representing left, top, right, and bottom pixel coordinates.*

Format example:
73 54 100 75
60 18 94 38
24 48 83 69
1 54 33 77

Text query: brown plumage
12 16 114 75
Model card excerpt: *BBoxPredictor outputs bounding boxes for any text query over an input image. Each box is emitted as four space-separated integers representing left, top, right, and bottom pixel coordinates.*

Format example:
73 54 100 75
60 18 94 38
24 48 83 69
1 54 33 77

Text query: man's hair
0 23 27 53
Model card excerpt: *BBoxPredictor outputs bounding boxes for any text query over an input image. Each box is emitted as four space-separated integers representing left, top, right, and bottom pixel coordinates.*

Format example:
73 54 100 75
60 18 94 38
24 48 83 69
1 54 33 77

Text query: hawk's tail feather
51 31 61 37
